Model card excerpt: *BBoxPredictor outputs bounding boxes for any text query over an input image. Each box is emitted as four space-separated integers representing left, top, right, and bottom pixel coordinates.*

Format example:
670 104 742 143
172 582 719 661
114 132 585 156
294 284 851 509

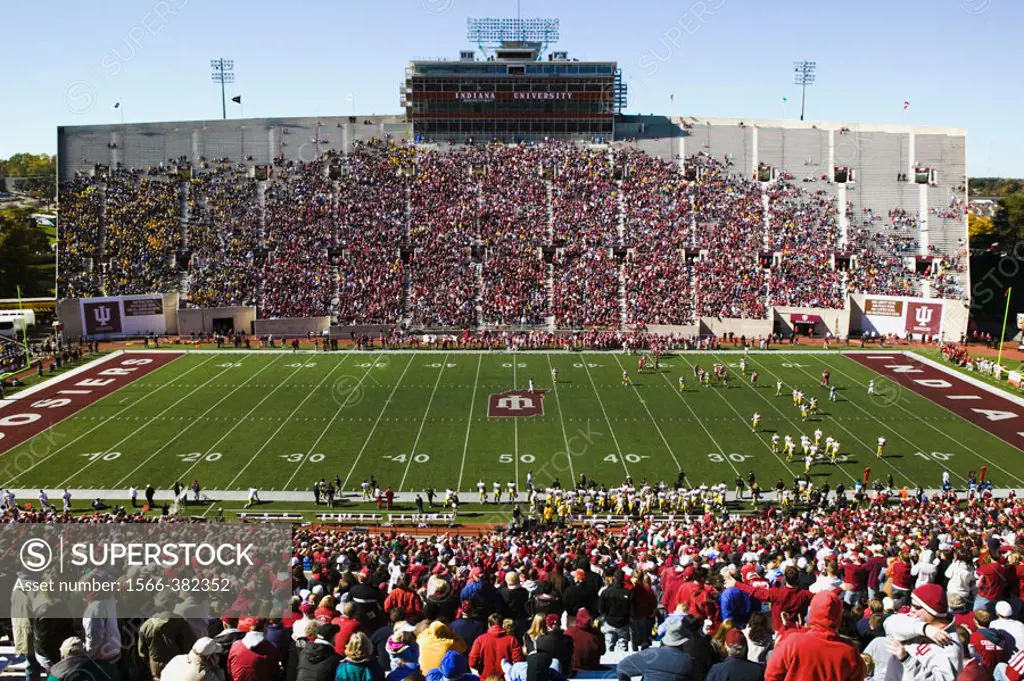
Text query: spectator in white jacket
944 549 976 604
991 600 1024 651
912 549 939 588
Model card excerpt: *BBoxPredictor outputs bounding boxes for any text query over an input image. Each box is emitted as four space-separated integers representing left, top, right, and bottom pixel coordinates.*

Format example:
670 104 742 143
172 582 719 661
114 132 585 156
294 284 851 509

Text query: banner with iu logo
905 301 943 335
82 301 123 335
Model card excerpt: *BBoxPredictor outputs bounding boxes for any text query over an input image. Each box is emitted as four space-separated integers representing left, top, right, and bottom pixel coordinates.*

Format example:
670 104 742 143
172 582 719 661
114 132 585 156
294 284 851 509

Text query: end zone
848 352 1024 452
0 352 182 454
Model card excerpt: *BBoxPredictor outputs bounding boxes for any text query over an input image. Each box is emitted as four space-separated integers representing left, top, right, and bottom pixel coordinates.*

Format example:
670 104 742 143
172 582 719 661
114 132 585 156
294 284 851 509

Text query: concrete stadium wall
253 317 330 337
55 299 82 339
177 307 256 336
56 293 179 338
699 317 773 339
57 116 412 181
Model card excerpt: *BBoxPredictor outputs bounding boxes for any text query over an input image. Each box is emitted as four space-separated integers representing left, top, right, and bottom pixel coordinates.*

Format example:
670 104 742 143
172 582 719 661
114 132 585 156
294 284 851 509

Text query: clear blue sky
2 0 1019 176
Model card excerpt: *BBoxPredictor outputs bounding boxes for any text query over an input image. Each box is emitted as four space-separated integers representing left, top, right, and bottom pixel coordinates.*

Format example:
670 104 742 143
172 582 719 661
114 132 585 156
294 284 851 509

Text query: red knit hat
725 629 746 647
912 584 947 616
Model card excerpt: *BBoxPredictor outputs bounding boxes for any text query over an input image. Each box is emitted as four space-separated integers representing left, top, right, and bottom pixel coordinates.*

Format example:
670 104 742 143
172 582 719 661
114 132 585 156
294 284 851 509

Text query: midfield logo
488 390 545 418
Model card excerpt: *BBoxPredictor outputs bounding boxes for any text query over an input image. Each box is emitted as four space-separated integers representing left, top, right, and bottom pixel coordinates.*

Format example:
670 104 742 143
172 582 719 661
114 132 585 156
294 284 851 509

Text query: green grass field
5 350 1024 497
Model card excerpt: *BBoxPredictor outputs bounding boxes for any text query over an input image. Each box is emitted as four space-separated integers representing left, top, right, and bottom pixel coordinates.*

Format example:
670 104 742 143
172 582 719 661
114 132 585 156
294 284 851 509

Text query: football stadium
1 3 1024 680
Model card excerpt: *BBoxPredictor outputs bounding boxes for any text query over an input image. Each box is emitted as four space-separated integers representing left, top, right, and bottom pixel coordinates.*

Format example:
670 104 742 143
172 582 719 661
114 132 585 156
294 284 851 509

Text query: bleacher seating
57 139 968 327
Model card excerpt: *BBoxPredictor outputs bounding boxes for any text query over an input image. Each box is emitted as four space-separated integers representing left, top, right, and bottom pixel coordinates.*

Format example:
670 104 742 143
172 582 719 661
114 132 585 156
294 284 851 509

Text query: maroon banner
905 301 943 334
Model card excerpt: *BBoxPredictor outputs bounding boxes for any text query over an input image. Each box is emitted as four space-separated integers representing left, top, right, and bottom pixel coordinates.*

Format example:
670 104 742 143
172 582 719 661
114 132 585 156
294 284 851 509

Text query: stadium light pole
792 60 816 121
211 58 235 120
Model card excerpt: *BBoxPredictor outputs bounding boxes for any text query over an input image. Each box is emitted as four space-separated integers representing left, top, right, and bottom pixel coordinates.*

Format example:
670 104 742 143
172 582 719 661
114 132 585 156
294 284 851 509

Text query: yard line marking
823 357 1014 485
222 357 351 490
456 355 483 493
3 355 217 485
399 354 448 492
580 357 631 480
98 356 288 489
765 358 926 487
281 353 377 491
611 355 682 474
176 355 351 486
545 355 575 485
667 358 746 479
341 354 417 492
512 356 520 492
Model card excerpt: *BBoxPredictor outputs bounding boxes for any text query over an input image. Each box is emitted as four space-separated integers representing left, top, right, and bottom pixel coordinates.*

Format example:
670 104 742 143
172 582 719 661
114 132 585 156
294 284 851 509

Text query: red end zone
0 352 181 454
848 353 1024 452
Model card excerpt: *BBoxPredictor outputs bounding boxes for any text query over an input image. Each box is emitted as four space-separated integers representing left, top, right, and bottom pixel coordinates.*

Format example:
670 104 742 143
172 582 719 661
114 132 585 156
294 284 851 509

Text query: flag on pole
231 95 241 104
112 101 121 110
903 100 910 110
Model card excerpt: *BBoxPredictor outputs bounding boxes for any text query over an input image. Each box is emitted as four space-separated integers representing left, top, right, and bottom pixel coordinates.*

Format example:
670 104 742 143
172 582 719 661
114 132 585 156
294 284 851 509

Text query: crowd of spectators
11 488 1024 681
103 170 181 295
57 141 968 327
56 176 104 298
188 168 263 309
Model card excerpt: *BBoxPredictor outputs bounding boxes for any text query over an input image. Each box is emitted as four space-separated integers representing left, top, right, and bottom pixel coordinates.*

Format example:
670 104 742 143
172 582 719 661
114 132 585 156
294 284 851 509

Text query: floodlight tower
466 16 560 60
792 60 816 121
211 58 235 120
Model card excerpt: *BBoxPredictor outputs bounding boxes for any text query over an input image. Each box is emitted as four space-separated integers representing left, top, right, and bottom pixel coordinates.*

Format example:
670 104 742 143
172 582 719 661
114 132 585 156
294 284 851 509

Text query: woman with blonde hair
522 615 548 655
710 619 735 662
335 633 384 681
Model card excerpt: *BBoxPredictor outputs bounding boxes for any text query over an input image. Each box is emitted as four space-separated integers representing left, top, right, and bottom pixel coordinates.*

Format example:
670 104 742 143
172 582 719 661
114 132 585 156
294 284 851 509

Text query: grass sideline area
3 351 1021 499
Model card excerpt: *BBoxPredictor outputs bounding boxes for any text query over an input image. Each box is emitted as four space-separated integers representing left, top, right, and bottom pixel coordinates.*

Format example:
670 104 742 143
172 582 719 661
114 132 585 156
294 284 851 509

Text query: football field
3 350 1024 498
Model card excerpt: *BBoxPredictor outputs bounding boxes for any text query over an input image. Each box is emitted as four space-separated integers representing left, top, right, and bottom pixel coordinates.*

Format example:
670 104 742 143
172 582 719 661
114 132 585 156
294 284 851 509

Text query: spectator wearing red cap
467 613 522 680
706 629 764 681
764 591 865 681
563 569 598 618
565 608 604 672
459 569 497 616
883 584 962 681
536 613 574 675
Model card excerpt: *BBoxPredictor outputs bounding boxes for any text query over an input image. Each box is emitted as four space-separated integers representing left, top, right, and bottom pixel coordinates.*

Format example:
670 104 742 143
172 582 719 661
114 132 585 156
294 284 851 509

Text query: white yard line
770 358 927 487
610 355 683 473
281 354 378 491
222 357 351 490
827 356 1023 486
340 355 417 492
174 357 345 486
398 354 448 492
1 355 215 485
667 358 745 479
102 356 287 489
512 356 520 491
580 359 632 480
456 355 483 493
545 355 576 485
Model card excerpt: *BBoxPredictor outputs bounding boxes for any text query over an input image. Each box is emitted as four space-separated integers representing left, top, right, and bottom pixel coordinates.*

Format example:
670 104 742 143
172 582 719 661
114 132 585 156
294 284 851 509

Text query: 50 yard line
456 354 483 493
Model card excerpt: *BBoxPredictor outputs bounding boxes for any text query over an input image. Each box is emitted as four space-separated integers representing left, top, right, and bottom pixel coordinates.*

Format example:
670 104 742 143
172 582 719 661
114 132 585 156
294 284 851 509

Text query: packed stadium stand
55 116 968 332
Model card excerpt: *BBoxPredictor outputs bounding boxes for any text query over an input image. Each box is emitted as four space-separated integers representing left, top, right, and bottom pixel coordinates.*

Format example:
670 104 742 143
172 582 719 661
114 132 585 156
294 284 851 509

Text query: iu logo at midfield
488 390 545 418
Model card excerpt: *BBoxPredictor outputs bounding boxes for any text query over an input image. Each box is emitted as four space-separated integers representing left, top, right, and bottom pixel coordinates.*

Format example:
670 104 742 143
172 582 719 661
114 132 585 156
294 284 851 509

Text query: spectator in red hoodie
467 613 522 680
228 619 281 681
333 602 364 656
889 552 914 610
384 575 423 623
565 608 604 672
630 572 658 651
727 566 812 635
764 591 865 681
976 554 1006 614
